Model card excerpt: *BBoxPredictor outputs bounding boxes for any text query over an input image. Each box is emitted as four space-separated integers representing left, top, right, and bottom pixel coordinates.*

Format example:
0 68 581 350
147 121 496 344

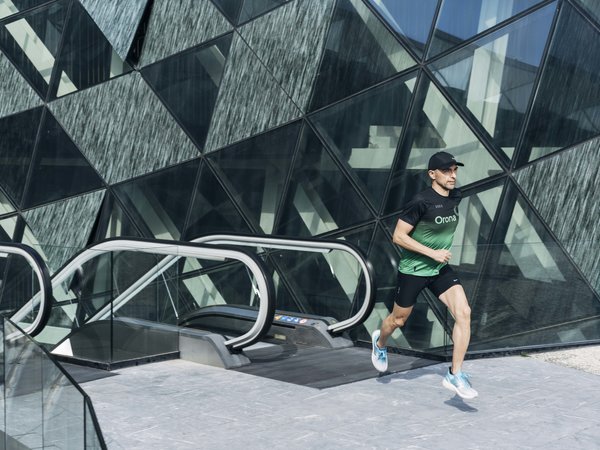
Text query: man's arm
392 219 452 264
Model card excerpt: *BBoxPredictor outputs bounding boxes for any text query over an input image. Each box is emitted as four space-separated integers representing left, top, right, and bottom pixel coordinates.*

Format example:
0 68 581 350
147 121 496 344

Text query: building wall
1 0 599 355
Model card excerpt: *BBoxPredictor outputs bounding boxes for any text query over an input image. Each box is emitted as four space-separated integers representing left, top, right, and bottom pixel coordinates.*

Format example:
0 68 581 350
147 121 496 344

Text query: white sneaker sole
442 378 478 399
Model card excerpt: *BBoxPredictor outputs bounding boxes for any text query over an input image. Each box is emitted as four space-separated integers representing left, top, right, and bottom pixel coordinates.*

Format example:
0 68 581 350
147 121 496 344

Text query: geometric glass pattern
0 1 51 21
211 0 289 25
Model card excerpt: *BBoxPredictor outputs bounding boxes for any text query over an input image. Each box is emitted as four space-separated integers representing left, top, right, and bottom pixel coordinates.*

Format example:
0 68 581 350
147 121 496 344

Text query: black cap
428 151 464 170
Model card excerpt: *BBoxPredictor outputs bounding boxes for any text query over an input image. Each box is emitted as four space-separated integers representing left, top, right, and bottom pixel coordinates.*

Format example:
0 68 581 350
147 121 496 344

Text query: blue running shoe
442 368 478 399
371 330 388 372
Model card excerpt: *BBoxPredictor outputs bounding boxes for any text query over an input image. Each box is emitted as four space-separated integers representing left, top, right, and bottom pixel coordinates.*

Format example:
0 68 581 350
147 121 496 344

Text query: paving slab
81 353 600 449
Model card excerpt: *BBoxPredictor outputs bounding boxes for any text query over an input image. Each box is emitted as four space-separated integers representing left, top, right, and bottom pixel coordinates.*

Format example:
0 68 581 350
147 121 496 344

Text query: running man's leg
378 303 413 348
438 284 471 374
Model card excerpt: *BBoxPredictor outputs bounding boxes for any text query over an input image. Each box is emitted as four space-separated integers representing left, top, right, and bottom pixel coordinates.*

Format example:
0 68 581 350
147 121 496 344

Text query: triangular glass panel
48 1 132 100
0 214 18 240
206 121 301 234
0 1 51 20
0 50 43 119
428 0 544 58
0 107 43 207
366 0 438 58
0 0 69 99
309 0 415 111
384 74 503 215
183 161 252 239
575 0 600 26
0 189 16 216
22 109 105 208
139 0 231 67
514 136 600 296
275 124 374 237
142 33 233 151
78 0 148 60
468 180 600 350
239 0 289 24
90 190 141 242
310 73 417 212
209 0 243 25
519 3 600 164
113 160 200 241
430 2 556 160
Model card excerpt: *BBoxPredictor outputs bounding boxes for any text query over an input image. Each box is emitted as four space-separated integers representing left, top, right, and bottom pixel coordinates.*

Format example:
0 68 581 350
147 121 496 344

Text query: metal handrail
13 238 275 350
192 234 376 334
1 243 52 337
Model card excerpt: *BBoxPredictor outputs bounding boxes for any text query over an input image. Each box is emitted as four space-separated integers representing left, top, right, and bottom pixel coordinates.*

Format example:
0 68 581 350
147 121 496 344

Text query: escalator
8 234 437 387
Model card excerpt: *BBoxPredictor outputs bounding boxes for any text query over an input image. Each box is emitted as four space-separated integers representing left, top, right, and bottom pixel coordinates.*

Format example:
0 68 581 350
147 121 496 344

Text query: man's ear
427 169 436 181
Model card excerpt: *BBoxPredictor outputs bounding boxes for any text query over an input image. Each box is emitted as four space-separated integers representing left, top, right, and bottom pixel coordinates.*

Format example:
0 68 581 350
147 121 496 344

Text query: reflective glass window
0 215 17 240
469 181 600 350
184 162 252 239
0 0 68 98
310 74 416 212
575 0 600 26
211 0 243 24
519 3 600 163
207 121 301 234
113 160 200 241
0 1 52 20
430 2 555 160
366 0 438 58
48 0 131 99
309 0 415 111
91 191 141 242
0 107 42 206
212 0 288 25
428 0 543 58
23 110 104 208
142 34 232 151
384 75 503 214
0 189 16 216
275 125 373 237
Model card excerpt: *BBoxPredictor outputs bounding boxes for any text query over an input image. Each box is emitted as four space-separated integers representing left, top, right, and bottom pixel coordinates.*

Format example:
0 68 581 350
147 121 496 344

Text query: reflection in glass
0 0 68 98
91 191 141 242
0 188 16 215
142 34 232 150
0 0 50 20
23 110 104 208
113 160 199 240
575 0 600 26
212 0 287 25
311 74 416 212
0 214 17 240
310 0 415 110
384 75 503 214
207 121 301 234
49 0 131 99
428 0 542 57
519 3 600 163
366 0 438 57
275 125 373 237
430 3 555 159
470 182 600 350
0 253 40 327
0 107 42 206
184 162 252 239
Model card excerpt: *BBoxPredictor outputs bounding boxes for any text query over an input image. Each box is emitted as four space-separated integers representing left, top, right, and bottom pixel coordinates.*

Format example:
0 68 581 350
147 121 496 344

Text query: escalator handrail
1 243 52 337
191 233 376 334
14 238 275 351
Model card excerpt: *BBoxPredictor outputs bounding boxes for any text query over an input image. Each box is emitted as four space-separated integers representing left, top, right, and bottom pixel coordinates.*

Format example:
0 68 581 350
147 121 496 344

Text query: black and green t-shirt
397 187 461 277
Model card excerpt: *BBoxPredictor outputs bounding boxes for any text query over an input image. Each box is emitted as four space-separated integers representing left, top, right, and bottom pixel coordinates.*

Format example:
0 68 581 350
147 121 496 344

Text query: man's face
429 164 458 191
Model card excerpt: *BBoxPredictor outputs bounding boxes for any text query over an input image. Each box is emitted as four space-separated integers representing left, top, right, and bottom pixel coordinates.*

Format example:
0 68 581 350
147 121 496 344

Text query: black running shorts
394 265 462 308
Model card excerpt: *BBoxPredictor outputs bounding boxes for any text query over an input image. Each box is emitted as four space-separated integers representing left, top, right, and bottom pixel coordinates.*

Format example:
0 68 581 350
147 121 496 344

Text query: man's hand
430 249 452 264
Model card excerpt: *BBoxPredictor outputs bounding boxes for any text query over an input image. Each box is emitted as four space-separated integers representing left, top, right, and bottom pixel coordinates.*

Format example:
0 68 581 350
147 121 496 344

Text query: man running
371 151 477 399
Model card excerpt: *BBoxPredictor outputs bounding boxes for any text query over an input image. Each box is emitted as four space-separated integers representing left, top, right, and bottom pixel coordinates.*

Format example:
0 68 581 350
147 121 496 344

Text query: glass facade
0 0 598 363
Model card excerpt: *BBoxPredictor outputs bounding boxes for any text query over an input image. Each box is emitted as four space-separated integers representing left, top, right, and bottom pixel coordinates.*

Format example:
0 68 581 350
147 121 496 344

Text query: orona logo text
435 215 457 224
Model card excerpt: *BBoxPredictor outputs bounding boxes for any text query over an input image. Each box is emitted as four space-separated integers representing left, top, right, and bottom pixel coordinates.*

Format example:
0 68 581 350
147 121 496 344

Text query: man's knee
386 308 412 328
454 304 471 324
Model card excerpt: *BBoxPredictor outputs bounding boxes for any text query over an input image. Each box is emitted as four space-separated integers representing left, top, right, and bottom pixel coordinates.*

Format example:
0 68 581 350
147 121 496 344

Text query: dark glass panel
0 107 42 206
23 110 104 208
469 181 600 350
142 34 232 151
428 0 543 58
384 75 502 214
207 121 301 234
0 1 53 20
310 74 416 212
275 125 373 237
0 214 17 240
430 3 555 160
49 1 131 99
210 0 243 24
520 4 600 163
0 0 68 98
575 0 600 26
366 0 438 58
113 160 200 240
91 191 141 242
309 0 415 111
239 0 288 24
184 162 252 239
0 188 16 216
0 252 39 319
